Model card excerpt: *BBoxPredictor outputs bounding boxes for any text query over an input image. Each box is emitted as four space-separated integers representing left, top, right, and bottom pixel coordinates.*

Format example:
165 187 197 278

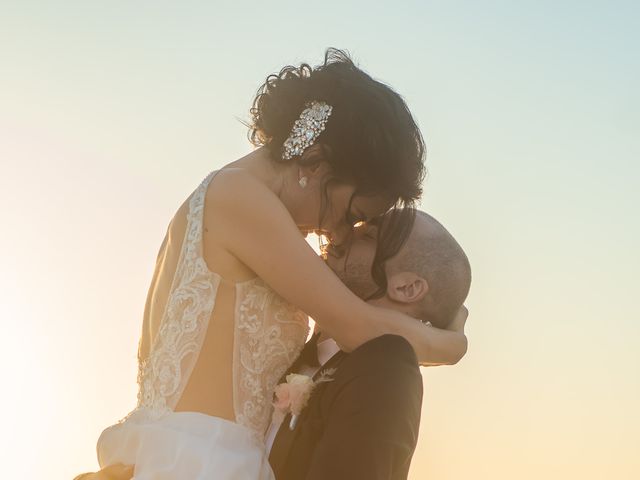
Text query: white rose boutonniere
272 368 337 430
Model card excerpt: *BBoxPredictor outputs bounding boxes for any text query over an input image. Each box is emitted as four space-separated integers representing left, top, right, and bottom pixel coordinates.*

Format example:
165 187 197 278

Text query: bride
77 48 467 480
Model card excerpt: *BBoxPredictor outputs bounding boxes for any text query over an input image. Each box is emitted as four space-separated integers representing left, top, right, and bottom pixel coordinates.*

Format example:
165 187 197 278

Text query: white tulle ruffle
97 410 275 480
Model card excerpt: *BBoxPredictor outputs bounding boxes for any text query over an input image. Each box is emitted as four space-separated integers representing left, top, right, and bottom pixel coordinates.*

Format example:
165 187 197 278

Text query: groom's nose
330 222 352 247
329 242 347 258
331 231 357 261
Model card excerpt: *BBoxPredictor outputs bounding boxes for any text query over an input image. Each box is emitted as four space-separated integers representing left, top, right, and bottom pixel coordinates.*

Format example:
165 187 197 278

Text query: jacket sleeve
305 334 423 480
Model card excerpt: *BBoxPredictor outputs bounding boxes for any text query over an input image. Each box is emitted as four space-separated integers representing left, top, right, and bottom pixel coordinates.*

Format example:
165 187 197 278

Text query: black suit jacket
268 334 423 480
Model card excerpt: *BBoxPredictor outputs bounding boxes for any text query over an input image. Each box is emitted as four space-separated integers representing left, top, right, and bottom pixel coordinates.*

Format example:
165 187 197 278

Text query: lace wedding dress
96 170 309 479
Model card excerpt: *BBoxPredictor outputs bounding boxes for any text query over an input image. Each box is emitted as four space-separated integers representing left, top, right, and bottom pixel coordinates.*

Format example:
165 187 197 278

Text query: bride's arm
211 171 467 365
420 306 468 367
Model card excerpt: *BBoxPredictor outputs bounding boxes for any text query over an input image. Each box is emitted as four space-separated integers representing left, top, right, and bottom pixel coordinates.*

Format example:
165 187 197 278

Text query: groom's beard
333 262 379 300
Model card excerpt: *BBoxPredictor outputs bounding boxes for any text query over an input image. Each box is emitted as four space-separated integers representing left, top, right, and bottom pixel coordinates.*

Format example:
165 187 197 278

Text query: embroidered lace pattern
234 278 309 438
123 169 309 437
130 171 221 421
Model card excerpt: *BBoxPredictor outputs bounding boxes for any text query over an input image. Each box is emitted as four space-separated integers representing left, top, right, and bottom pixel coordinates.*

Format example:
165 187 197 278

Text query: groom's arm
305 335 423 480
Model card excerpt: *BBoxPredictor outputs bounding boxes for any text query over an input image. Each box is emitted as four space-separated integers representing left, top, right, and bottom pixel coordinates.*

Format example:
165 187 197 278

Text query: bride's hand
417 306 468 367
446 305 468 334
73 464 133 480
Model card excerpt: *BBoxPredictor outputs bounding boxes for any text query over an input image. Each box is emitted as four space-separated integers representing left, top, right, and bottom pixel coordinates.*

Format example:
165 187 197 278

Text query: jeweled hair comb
282 101 333 160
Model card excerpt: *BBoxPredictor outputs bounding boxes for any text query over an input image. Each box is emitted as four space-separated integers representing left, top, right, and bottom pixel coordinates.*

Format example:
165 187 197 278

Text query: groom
266 209 471 480
81 210 470 480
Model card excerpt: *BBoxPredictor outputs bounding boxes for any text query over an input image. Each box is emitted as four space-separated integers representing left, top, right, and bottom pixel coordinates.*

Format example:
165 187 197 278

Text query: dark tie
299 331 321 367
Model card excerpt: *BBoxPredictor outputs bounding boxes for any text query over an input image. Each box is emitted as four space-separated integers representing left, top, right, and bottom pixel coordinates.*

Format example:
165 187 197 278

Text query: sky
1 1 639 479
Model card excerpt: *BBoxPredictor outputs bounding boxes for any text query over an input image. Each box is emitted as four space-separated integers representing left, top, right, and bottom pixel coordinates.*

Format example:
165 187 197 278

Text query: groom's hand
73 464 134 480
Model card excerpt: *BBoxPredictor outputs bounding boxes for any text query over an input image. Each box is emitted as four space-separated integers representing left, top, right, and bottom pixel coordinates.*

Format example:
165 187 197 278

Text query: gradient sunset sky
1 1 639 479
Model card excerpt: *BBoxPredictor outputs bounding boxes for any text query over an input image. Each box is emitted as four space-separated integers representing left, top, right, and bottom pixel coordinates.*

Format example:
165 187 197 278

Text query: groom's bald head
326 210 471 328
384 211 471 327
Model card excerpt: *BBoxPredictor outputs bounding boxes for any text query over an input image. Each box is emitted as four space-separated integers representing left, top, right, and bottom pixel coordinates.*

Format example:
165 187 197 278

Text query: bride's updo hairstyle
247 47 426 245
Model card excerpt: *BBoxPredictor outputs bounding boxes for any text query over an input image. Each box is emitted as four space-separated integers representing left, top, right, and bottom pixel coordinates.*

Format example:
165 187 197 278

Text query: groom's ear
386 272 429 304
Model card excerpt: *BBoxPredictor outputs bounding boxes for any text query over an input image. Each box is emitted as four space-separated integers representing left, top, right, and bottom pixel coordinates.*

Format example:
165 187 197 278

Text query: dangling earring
299 176 308 189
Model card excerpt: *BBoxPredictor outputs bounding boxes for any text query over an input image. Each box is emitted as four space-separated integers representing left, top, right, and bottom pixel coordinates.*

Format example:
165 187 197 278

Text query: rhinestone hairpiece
282 101 333 160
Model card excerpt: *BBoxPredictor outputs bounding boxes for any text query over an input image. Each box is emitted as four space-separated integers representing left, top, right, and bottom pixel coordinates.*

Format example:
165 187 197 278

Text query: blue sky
1 1 638 478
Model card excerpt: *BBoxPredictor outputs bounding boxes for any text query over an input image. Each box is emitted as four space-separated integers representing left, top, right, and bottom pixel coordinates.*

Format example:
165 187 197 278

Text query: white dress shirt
264 338 341 454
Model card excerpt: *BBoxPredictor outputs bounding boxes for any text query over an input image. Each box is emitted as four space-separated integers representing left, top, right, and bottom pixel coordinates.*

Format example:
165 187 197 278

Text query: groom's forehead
370 210 428 258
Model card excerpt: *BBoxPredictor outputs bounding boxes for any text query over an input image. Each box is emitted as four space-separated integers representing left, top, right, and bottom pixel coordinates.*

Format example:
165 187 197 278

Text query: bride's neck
230 146 309 236
227 146 291 197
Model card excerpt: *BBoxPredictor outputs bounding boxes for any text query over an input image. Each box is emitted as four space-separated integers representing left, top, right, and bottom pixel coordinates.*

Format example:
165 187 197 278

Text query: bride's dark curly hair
247 48 426 253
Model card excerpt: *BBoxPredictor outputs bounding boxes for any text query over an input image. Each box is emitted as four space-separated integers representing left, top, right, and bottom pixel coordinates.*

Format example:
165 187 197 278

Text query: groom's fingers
103 464 134 480
79 464 133 480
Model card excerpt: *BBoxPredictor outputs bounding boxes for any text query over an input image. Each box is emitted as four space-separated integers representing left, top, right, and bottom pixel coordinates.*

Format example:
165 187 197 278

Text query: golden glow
3 2 639 479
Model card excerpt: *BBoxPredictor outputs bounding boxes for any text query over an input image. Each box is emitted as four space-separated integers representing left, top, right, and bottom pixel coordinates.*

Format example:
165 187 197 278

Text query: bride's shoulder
209 167 261 189
206 168 282 213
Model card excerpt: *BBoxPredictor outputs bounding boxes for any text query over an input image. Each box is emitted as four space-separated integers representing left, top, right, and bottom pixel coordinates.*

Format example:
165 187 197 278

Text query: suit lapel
276 332 321 386
311 350 345 381
268 350 347 476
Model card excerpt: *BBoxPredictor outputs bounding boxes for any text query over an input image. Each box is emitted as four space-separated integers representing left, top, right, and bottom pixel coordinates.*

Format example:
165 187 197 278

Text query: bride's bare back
136 169 309 437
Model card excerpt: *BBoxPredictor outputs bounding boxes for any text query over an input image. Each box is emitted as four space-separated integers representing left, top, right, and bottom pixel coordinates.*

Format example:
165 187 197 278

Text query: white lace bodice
233 278 310 434
127 169 309 438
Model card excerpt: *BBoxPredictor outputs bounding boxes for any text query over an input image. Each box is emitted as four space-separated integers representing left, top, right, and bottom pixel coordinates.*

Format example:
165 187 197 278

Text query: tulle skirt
97 409 275 480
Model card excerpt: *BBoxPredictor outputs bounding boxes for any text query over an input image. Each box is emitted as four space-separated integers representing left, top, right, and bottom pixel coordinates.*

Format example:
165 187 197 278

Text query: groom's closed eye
363 227 377 240
354 223 377 239
330 243 347 257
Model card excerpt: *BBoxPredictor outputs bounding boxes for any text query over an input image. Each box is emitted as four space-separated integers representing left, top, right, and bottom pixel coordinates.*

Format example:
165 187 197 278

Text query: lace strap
133 169 221 419
182 170 218 265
